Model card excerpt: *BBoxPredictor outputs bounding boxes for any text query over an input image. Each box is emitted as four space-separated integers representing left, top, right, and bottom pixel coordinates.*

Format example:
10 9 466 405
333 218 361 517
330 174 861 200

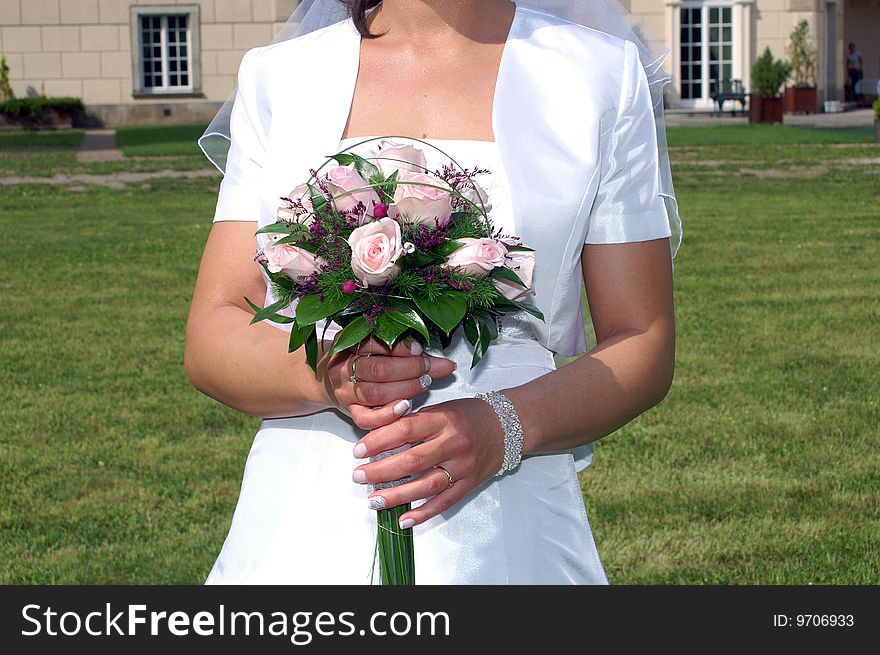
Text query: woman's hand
350 398 506 528
317 335 457 430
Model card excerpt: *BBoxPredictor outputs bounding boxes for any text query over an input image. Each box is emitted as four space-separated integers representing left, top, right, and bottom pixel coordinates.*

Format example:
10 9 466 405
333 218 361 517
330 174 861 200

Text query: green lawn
0 125 877 583
115 123 211 157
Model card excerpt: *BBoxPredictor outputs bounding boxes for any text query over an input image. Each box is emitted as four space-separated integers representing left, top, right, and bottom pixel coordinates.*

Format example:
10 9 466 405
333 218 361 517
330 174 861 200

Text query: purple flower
342 280 358 295
373 202 389 218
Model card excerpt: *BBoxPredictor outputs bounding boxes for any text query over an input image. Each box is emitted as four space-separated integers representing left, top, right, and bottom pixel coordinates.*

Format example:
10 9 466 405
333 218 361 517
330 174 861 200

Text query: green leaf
505 245 535 252
304 327 319 373
412 291 468 335
330 153 356 166
385 307 430 342
478 314 499 341
288 321 313 353
350 153 381 183
492 265 526 288
295 293 352 326
272 238 319 255
244 296 290 324
328 316 375 357
434 239 464 257
255 223 296 235
463 315 479 346
374 313 408 348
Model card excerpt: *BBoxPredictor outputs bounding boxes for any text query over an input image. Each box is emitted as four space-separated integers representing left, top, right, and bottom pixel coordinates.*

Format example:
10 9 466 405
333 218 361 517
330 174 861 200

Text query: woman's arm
184 221 456 422
505 236 675 454
184 221 330 418
350 236 675 527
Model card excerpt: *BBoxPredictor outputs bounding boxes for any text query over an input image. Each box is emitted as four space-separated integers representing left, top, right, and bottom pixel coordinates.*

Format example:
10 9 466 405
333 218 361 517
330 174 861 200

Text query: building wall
0 0 299 123
628 0 868 107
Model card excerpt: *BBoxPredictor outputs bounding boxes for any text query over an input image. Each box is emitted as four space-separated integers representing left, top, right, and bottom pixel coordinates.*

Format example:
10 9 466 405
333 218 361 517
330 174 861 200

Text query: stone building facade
625 0 878 109
0 0 876 125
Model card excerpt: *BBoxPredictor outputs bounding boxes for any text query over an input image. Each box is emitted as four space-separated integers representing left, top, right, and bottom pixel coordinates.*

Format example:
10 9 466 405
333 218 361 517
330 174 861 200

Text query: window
130 5 201 96
679 2 734 105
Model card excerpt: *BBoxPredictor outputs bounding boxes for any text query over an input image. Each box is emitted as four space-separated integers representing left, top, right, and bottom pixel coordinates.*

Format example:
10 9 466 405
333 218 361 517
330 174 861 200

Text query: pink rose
369 139 428 176
325 164 380 220
445 237 508 277
278 183 314 222
347 217 405 286
493 249 536 301
264 240 325 279
460 179 492 214
390 172 454 227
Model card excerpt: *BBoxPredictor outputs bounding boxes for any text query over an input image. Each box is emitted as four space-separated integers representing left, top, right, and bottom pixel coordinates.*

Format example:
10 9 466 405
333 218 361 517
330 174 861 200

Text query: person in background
846 42 864 107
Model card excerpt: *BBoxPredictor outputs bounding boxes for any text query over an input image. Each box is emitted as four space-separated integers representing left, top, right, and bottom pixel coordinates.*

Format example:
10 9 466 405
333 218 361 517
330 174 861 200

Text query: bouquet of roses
246 137 543 584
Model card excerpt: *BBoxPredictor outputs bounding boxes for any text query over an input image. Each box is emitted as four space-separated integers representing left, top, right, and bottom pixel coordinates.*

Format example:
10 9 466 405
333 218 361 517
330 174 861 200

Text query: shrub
786 20 817 88
751 47 792 98
873 97 880 120
0 54 14 101
0 96 83 119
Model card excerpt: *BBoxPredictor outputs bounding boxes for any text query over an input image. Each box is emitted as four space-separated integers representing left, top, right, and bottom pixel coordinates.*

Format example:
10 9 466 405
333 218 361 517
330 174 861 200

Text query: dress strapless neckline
338 135 497 146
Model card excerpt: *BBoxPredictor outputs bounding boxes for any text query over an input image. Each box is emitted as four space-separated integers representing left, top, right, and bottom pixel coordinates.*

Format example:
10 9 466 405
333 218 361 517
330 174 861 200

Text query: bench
710 79 747 116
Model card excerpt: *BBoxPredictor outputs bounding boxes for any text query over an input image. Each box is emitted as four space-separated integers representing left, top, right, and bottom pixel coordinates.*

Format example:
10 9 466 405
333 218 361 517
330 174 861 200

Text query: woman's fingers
351 375 436 407
348 398 412 430
396 483 471 528
366 465 465 511
351 353 455 383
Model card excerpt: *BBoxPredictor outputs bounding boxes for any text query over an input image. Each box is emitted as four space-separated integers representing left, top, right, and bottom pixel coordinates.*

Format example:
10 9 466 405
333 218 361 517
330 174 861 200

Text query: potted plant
874 97 880 143
749 46 792 124
783 20 818 114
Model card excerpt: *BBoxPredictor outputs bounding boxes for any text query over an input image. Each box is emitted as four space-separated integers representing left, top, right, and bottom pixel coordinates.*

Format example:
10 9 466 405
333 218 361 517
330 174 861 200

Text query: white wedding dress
205 136 611 585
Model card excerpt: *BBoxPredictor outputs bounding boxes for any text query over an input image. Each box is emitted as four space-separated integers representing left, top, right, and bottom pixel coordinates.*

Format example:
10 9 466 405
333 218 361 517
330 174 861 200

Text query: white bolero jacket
212 1 673 357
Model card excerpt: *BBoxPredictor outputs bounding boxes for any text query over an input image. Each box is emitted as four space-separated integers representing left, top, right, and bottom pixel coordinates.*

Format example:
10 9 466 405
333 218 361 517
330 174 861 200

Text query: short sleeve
212 49 268 222
584 39 672 245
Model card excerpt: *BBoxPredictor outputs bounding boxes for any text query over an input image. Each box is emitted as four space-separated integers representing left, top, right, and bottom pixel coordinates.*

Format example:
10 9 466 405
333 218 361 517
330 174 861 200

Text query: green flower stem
376 504 415 585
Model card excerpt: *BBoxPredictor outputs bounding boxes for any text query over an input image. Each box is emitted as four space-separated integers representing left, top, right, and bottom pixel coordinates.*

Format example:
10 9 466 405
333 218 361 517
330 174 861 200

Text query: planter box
0 107 75 130
784 85 817 113
748 94 784 124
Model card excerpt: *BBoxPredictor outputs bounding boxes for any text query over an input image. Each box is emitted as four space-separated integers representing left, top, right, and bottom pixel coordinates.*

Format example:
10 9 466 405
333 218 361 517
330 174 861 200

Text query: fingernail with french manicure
352 469 366 483
368 496 386 510
409 339 423 356
352 442 367 458
399 518 415 530
393 399 411 416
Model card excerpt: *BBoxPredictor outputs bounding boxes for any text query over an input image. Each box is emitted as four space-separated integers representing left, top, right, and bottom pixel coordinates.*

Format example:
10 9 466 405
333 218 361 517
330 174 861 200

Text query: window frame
130 4 202 98
678 1 736 108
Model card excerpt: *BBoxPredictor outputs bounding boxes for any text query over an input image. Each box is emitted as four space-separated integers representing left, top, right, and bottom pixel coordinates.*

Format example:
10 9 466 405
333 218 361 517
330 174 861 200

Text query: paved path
664 107 876 128
75 129 124 162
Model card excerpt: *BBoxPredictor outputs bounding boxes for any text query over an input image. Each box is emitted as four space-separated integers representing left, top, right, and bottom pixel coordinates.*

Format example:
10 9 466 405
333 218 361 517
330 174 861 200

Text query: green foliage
873 97 880 120
785 20 817 87
115 123 208 157
445 212 490 239
0 96 83 119
0 54 14 101
751 47 792 98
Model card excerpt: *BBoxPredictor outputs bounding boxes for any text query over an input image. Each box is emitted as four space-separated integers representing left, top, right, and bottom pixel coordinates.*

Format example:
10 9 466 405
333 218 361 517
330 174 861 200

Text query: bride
185 0 681 584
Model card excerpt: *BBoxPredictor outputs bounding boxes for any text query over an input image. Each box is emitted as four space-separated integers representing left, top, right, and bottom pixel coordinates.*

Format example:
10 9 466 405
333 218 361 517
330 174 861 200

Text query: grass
115 124 210 157
0 129 84 149
666 123 873 146
0 124 877 583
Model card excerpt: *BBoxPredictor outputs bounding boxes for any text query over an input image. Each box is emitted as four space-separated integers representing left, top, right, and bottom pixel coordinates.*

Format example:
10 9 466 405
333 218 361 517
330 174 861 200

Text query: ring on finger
434 464 455 489
350 353 371 384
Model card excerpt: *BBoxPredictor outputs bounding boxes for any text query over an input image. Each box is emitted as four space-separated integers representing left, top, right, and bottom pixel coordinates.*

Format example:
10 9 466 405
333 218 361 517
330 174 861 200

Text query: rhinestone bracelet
474 390 524 477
